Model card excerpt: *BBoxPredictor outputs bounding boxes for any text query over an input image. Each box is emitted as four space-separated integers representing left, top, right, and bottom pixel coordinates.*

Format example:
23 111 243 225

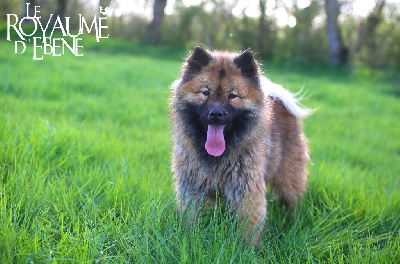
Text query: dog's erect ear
233 50 260 86
182 47 212 82
188 46 212 69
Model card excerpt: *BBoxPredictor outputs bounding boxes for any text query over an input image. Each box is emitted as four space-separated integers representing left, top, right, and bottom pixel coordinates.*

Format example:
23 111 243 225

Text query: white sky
101 0 400 27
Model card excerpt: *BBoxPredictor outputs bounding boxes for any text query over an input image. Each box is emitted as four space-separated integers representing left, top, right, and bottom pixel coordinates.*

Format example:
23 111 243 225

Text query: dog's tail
261 76 314 118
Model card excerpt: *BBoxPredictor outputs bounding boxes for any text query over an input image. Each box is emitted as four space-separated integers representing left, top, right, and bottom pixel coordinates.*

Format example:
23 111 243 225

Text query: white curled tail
261 76 314 118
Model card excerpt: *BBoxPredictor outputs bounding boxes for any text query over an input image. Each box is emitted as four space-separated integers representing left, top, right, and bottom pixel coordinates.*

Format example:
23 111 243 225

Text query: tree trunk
355 0 386 67
257 0 267 55
22 0 35 24
57 0 67 18
49 0 67 27
324 0 347 65
364 0 385 52
148 0 168 44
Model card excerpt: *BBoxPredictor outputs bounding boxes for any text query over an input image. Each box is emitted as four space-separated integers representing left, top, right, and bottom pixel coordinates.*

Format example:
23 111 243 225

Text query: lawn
0 39 399 263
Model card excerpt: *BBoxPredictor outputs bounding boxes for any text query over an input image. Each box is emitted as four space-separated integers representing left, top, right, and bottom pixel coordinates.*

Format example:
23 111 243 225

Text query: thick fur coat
170 47 311 245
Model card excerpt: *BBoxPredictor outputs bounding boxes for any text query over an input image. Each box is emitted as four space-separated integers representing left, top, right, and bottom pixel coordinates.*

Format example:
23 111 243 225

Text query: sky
101 0 400 27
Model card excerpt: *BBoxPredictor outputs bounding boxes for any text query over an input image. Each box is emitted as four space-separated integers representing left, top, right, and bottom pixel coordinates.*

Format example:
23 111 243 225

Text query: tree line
2 0 400 69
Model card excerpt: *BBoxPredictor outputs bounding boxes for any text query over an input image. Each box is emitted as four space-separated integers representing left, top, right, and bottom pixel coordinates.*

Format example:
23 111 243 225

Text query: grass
0 38 399 263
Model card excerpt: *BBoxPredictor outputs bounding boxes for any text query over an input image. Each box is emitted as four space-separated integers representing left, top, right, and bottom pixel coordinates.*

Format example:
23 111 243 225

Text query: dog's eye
202 90 210 96
228 93 239 100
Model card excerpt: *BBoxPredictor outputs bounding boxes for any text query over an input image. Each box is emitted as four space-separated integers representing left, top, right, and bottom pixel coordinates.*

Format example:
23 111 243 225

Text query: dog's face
173 47 266 157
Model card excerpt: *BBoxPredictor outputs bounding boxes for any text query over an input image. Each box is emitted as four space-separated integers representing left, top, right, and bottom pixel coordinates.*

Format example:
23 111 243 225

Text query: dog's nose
209 108 225 120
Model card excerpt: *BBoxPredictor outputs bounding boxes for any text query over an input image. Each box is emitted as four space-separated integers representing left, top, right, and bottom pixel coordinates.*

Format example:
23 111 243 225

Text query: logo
6 4 110 60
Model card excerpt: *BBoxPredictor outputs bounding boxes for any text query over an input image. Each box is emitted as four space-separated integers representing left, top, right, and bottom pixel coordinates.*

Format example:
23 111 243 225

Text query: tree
357 0 386 52
48 0 67 28
257 0 276 59
257 0 267 54
148 0 168 44
21 0 35 24
355 0 387 68
325 0 348 65
278 0 324 62
1 0 17 22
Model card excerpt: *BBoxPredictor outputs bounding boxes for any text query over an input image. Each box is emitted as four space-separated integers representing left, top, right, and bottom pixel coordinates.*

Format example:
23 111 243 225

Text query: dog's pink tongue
205 125 225 157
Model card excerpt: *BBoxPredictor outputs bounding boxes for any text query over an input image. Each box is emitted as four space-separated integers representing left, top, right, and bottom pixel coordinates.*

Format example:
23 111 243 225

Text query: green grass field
1 39 399 263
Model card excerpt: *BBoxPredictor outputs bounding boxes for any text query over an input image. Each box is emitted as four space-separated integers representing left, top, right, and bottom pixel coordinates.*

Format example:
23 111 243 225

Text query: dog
170 46 311 245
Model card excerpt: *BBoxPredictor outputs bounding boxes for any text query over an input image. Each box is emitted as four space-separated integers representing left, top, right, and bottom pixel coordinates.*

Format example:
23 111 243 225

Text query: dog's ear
182 47 212 82
187 46 212 69
234 50 260 86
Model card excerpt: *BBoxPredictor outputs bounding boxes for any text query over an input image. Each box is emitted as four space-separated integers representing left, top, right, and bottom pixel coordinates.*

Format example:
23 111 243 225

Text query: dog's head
172 46 266 157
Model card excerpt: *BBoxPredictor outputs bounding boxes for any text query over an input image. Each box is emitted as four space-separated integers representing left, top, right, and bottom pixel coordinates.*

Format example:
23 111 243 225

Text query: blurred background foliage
1 0 400 70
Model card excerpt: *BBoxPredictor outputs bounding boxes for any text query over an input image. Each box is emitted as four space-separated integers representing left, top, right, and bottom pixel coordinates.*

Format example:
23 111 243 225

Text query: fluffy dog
170 47 311 245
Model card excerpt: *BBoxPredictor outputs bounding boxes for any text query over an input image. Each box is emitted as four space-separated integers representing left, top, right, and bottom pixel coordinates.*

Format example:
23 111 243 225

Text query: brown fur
170 47 310 246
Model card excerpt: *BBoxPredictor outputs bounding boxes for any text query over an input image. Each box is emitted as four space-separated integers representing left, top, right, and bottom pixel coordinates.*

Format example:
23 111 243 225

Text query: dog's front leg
226 180 267 246
176 187 209 224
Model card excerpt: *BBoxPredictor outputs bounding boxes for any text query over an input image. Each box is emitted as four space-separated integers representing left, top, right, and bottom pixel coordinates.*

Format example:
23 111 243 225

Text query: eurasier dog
170 47 312 245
